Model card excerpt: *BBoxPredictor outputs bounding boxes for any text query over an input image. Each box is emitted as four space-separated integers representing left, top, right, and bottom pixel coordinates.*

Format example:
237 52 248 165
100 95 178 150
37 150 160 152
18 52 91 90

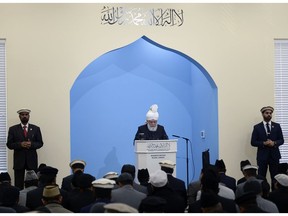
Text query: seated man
111 173 146 209
61 159 86 192
189 166 237 213
215 159 236 192
159 160 187 205
144 170 186 213
19 170 39 207
121 164 147 194
41 185 72 213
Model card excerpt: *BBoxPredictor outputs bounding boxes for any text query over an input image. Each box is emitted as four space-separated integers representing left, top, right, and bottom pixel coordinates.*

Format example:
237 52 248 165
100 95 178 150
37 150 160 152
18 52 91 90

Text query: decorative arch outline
70 36 218 184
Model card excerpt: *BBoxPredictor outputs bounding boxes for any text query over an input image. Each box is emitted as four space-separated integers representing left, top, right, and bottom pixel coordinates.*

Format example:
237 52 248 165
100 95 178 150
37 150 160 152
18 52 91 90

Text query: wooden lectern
134 139 177 177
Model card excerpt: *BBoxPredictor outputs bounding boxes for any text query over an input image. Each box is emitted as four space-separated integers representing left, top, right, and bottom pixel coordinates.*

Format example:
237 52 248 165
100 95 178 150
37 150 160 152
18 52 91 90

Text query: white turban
146 104 159 121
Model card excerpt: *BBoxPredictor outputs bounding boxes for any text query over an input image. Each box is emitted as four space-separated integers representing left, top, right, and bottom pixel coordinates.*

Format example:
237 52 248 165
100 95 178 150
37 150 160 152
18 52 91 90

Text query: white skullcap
149 170 168 187
242 165 258 171
103 171 118 180
24 170 38 181
275 174 288 187
69 159 86 168
159 160 176 169
92 178 116 189
146 104 159 121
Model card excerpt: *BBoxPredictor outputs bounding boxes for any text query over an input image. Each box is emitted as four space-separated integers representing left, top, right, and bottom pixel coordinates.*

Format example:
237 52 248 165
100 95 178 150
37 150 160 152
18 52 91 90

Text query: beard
21 118 29 124
147 124 158 131
264 116 272 122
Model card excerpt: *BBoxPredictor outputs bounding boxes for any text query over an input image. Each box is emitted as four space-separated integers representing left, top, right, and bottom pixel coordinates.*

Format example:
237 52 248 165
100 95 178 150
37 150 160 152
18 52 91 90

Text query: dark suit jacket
61 174 73 192
66 189 95 213
134 124 168 141
268 187 288 213
149 186 186 213
219 173 236 192
6 123 43 170
167 174 187 205
188 195 237 213
251 121 284 161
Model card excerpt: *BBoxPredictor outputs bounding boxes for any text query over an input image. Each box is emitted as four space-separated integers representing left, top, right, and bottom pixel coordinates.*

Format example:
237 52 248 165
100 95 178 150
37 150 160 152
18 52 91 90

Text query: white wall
1 3 287 184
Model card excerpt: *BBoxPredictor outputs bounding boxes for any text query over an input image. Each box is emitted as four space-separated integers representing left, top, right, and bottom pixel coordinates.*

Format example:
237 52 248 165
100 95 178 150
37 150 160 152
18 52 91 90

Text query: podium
134 139 177 177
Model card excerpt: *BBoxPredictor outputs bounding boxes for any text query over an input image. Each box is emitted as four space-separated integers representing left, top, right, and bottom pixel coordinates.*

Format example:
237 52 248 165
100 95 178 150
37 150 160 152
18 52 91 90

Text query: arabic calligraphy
101 6 184 27
147 142 171 152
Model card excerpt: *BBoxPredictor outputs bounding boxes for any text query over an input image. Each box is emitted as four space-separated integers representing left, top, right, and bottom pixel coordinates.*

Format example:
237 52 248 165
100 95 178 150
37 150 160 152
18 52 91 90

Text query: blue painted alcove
70 36 218 185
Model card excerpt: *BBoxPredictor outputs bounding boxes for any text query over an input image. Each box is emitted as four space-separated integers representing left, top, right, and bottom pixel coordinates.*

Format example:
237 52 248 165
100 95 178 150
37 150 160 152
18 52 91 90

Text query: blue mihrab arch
70 36 218 185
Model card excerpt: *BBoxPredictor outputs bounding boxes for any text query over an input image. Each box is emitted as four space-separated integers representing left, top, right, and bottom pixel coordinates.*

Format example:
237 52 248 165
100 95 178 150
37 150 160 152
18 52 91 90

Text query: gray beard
147 124 158 131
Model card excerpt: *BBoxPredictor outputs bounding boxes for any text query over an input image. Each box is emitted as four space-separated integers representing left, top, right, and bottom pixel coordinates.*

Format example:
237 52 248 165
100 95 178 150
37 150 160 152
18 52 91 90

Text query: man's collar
21 123 29 128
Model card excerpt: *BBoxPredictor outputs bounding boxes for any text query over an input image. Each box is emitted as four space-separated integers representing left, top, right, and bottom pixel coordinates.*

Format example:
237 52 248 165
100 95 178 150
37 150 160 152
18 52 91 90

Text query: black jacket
6 123 43 170
134 124 168 141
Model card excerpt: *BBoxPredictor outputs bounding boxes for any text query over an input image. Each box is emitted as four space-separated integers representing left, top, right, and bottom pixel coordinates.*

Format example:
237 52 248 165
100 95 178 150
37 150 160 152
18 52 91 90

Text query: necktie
23 125 27 137
266 123 271 136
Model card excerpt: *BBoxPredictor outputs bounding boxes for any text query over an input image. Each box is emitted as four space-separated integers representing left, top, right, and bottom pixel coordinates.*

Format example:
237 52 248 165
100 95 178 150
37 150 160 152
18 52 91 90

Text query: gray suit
133 181 148 194
111 185 146 209
19 186 37 207
45 203 73 213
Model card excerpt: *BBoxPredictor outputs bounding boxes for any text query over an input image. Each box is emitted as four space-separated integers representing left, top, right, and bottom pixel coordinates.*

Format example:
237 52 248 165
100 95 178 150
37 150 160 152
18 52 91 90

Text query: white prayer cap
242 165 258 171
103 171 118 180
69 159 86 168
149 170 168 187
159 160 176 169
275 174 288 187
146 104 159 121
92 178 115 189
24 170 38 182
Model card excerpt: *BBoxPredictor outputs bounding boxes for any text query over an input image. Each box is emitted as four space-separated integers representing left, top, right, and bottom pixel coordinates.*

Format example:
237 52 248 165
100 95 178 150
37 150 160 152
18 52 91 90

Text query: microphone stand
173 135 190 188
183 137 189 188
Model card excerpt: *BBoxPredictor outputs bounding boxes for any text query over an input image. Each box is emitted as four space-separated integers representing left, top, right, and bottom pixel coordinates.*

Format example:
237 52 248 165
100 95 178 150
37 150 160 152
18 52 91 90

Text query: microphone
139 133 145 140
172 134 190 141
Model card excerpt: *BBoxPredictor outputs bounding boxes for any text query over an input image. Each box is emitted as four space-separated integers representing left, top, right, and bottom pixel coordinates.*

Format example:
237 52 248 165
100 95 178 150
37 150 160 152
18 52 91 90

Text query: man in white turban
134 104 168 141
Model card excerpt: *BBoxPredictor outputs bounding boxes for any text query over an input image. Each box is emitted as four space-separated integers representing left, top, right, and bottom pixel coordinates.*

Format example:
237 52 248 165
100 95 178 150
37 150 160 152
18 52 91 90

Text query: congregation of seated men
1 158 288 213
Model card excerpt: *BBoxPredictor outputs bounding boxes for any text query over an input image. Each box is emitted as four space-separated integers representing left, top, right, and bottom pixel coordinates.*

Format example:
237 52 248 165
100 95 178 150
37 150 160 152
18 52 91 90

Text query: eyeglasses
264 112 272 115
